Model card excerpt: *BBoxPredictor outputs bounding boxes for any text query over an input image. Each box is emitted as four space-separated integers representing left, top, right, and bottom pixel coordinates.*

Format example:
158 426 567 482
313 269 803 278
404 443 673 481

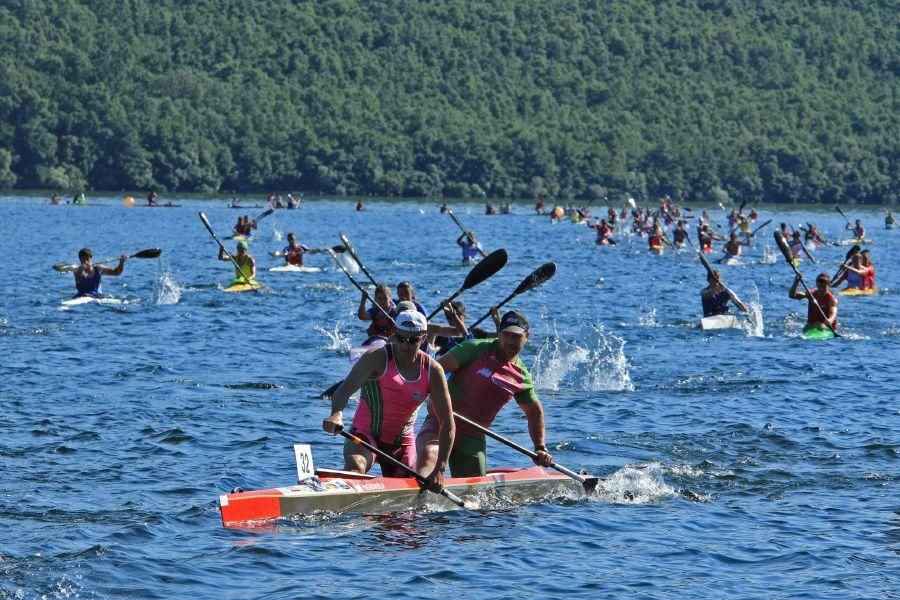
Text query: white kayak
60 295 123 308
723 257 743 266
349 337 387 363
268 264 322 273
700 314 743 330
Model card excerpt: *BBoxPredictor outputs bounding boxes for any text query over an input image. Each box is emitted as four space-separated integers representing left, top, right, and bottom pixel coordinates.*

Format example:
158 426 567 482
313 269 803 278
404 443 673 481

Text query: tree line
0 0 896 204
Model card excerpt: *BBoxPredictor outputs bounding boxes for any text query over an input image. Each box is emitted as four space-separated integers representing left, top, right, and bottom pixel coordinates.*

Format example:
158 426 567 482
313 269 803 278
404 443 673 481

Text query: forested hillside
0 0 897 203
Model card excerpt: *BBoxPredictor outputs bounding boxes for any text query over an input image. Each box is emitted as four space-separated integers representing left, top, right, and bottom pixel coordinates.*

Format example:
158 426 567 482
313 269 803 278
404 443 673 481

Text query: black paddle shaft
425 249 508 320
773 231 838 336
469 263 557 330
336 427 466 508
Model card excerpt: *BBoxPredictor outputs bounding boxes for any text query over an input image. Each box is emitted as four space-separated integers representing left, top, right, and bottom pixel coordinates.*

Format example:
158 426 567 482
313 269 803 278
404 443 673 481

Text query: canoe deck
220 466 579 527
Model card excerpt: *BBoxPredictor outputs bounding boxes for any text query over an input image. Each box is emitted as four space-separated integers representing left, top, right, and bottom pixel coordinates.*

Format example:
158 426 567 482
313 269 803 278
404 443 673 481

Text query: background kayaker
456 231 483 263
358 283 395 342
789 273 838 332
323 310 455 493
281 232 320 266
700 269 747 317
416 310 553 478
73 248 127 298
219 240 255 284
395 281 426 316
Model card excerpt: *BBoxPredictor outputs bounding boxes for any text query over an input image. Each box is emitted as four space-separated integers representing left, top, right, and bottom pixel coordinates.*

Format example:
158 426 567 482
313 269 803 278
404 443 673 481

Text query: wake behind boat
220 465 581 527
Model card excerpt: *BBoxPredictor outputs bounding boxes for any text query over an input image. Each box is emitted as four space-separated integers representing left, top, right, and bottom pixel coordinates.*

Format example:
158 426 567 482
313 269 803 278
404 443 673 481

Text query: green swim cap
237 240 249 250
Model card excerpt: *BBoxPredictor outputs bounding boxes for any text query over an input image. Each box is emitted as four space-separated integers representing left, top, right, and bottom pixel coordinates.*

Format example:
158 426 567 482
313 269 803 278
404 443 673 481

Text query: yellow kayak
838 287 878 296
224 279 261 293
649 245 664 254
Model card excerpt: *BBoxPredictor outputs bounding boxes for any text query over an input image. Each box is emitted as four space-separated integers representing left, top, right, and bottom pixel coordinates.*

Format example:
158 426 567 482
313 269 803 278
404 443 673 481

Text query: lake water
1 196 897 598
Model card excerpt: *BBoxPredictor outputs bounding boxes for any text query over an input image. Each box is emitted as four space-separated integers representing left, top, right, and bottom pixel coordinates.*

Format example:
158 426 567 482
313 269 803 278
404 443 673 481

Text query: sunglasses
396 333 423 345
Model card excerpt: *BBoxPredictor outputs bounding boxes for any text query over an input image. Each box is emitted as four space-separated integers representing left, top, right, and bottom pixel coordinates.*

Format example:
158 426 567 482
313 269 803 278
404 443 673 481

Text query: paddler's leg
448 433 487 478
343 430 375 474
414 414 440 476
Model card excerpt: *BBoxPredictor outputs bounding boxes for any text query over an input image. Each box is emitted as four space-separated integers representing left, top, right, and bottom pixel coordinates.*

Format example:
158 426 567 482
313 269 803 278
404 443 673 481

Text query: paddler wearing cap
416 310 553 478
790 273 838 332
323 310 455 492
219 240 256 283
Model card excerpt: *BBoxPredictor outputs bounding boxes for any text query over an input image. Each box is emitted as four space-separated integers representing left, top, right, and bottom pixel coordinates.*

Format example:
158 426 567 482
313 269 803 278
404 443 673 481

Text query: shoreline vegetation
1 1 897 204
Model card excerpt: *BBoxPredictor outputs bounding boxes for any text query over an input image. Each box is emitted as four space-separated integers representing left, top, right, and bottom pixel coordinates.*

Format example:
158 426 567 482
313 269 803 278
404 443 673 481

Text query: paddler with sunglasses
323 311 455 492
416 311 553 478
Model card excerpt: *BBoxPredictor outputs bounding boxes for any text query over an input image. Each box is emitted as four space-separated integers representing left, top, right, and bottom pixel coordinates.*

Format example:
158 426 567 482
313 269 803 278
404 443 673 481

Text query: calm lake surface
1 195 897 598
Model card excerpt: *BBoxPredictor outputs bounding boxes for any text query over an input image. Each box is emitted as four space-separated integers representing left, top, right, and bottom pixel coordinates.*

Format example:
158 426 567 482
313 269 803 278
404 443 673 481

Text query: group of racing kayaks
51 197 890 527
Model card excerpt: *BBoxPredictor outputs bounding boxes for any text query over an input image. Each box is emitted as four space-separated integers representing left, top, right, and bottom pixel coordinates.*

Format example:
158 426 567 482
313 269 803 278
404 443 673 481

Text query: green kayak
802 325 836 340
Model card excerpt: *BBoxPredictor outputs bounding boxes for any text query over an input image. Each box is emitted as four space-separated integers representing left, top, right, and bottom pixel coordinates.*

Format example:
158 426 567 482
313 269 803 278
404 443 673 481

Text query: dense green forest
0 1 897 203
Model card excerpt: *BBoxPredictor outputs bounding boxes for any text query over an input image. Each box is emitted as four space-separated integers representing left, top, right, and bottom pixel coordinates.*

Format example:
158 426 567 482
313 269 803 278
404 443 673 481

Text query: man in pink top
323 311 455 493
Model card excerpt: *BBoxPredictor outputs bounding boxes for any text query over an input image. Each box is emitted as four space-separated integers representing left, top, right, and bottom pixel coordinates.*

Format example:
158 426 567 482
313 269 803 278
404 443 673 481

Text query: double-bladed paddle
468 263 557 330
446 208 487 258
835 205 852 228
698 251 748 313
323 245 393 322
426 249 508 320
335 425 468 508
270 245 342 258
830 244 861 285
251 207 274 225
199 212 260 293
452 413 599 493
774 230 839 338
52 248 162 273
338 232 379 286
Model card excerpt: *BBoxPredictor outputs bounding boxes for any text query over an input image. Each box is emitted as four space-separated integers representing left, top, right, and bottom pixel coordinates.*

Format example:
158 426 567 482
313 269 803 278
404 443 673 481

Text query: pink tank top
352 345 431 445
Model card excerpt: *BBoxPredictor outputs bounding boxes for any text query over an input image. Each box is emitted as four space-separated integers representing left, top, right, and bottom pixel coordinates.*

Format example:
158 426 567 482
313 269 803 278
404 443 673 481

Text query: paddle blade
53 262 77 273
253 208 274 222
199 212 215 236
512 262 557 295
319 380 342 399
132 248 162 259
462 248 508 290
844 244 861 261
773 230 793 263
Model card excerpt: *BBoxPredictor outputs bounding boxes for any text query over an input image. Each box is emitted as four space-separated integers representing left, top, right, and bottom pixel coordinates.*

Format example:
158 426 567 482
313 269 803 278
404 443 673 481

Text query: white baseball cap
394 310 427 334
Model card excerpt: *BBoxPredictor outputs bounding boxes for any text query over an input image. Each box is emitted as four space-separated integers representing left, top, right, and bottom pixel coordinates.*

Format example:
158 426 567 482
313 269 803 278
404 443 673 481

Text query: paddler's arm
323 348 385 434
422 360 454 493
788 275 806 300
218 247 230 262
100 255 128 276
442 300 468 338
357 292 372 321
246 256 256 280
520 400 552 467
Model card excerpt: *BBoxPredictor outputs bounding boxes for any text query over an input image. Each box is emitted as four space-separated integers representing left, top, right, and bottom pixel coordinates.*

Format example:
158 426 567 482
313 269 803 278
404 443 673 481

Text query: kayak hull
701 314 742 330
60 295 122 307
268 265 322 273
840 238 871 245
220 466 579 527
802 325 836 340
838 287 878 296
223 280 260 293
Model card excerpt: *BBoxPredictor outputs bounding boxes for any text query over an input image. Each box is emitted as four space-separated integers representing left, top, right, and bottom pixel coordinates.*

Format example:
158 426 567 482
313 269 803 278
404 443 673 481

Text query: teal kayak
802 325 836 340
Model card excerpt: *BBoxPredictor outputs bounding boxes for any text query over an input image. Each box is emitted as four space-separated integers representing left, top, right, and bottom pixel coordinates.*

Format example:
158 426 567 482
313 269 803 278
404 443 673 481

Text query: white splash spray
152 261 182 305
315 323 353 353
742 283 764 337
272 223 283 242
334 253 360 275
532 322 633 392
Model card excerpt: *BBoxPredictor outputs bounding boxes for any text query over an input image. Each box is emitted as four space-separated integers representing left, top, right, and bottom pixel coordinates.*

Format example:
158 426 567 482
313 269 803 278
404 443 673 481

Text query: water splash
596 462 677 504
761 244 777 264
743 284 765 337
272 223 283 242
637 307 658 327
532 322 633 391
152 262 182 305
315 323 353 354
